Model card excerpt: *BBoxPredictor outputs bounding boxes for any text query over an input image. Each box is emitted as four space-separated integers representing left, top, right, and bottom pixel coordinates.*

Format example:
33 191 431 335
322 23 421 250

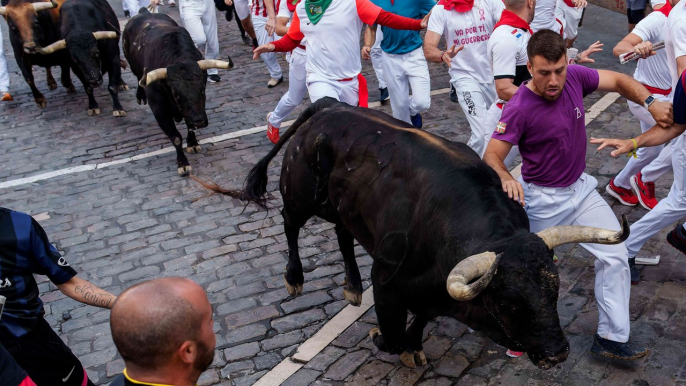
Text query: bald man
109 278 215 386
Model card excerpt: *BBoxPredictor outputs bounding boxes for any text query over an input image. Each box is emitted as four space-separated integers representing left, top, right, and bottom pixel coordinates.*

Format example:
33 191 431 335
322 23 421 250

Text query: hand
266 16 276 36
590 137 634 157
502 178 525 206
148 0 159 9
577 41 603 63
441 44 463 67
224 0 233 5
361 45 371 60
648 100 673 128
573 0 587 8
420 11 431 29
633 40 655 59
253 44 275 60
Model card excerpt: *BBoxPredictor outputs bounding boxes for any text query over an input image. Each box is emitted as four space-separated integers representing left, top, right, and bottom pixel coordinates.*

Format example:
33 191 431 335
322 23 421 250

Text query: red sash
437 0 474 12
337 74 369 108
644 84 671 95
493 10 533 35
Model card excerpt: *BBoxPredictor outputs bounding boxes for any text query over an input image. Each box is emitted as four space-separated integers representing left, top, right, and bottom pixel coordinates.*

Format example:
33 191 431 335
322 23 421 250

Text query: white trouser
269 48 307 128
371 28 386 89
556 0 584 40
626 134 686 257
307 72 359 106
122 0 129 12
123 0 152 15
253 15 282 79
234 0 250 20
380 47 430 124
522 173 630 343
0 27 9 93
483 103 520 166
179 0 220 75
452 79 497 157
614 98 670 188
641 142 673 182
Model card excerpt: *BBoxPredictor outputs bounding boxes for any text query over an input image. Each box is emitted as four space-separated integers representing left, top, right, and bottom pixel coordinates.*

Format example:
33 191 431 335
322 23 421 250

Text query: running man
0 26 12 101
554 0 587 47
266 0 308 143
483 30 672 360
424 0 504 156
251 0 282 87
606 0 674 214
0 208 117 385
253 0 428 108
362 0 434 127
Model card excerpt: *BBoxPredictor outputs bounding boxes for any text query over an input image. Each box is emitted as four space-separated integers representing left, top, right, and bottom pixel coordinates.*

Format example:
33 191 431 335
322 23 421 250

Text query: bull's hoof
66 86 77 94
185 145 202 154
344 288 362 307
47 81 58 91
414 351 427 366
283 277 303 296
88 108 101 116
137 98 147 105
368 328 381 340
177 165 192 176
119 84 129 91
113 110 127 117
35 99 47 109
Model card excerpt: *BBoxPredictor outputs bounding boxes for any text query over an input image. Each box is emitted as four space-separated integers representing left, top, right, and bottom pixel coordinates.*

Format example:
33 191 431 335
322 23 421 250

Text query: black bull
197 98 630 369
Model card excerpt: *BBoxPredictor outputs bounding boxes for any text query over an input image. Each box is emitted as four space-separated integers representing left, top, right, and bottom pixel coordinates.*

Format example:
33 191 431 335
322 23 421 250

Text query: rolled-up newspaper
620 41 665 64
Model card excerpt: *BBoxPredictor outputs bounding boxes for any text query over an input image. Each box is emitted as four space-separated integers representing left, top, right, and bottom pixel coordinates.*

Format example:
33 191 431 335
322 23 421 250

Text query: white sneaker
267 77 283 88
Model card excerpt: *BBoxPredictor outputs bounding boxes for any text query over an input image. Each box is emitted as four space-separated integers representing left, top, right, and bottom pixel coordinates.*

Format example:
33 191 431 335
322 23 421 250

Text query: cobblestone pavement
1 2 685 385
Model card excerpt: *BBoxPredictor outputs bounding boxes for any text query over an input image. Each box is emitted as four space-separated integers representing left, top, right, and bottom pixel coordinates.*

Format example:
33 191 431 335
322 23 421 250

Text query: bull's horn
197 59 233 70
36 39 66 54
140 68 167 87
0 6 6 15
536 215 629 250
446 252 501 301
32 0 58 12
93 31 119 40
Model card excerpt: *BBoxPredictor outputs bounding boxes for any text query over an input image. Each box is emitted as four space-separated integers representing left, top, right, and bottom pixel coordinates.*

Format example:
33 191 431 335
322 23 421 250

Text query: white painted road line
252 92 622 386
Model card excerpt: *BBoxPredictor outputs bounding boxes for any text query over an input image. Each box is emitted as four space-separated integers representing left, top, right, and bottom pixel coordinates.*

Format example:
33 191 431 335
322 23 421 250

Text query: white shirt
277 0 307 46
427 0 504 85
530 0 557 32
488 25 531 104
632 11 671 90
666 0 686 90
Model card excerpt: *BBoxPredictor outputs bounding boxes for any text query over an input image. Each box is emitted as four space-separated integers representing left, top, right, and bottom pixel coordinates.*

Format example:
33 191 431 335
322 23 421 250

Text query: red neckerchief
563 0 575 8
438 0 474 12
657 1 672 16
287 0 300 13
493 10 533 35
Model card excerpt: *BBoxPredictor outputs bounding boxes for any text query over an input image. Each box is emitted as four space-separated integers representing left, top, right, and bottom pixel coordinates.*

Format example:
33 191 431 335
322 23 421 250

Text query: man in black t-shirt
0 207 117 386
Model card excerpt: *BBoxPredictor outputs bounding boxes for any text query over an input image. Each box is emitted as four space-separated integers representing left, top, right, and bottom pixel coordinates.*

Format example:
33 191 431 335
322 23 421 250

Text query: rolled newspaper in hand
620 41 665 64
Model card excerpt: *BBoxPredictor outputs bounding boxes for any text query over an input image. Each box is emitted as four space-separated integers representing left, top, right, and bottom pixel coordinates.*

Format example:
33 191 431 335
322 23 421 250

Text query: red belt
496 102 504 110
336 74 369 108
297 45 306 50
644 84 671 95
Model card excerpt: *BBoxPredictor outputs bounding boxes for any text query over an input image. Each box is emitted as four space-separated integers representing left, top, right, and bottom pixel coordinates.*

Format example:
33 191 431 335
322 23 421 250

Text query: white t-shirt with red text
427 0 504 85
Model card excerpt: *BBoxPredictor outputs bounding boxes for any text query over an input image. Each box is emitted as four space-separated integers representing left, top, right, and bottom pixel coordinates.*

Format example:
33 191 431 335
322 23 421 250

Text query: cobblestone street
1 2 686 385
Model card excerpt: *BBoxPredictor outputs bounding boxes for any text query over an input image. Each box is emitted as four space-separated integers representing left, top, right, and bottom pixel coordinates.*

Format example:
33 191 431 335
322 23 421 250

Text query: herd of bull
0 0 231 174
2 0 635 373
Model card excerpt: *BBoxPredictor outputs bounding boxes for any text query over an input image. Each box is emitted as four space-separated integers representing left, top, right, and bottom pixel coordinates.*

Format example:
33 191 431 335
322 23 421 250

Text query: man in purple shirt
483 30 673 360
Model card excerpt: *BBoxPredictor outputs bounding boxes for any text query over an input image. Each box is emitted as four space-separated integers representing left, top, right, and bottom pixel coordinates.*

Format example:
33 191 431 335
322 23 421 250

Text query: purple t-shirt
492 65 600 187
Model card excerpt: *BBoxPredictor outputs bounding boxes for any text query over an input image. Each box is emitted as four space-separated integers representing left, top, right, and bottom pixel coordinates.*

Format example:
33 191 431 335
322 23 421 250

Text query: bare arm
423 31 462 67
612 33 644 57
57 276 117 309
483 139 525 206
362 24 377 61
264 0 277 36
276 16 290 36
597 69 673 127
591 123 686 157
495 78 518 101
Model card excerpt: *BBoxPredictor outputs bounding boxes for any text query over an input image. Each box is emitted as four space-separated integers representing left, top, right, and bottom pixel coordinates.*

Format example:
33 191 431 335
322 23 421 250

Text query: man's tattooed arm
57 276 117 309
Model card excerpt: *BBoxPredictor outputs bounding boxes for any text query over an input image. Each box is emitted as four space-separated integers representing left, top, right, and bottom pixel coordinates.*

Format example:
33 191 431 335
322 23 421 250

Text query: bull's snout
23 43 37 54
89 76 104 88
533 346 570 370
190 118 209 129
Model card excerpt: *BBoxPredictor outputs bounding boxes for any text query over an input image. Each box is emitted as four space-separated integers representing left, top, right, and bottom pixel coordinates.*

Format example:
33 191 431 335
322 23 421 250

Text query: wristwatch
644 95 656 110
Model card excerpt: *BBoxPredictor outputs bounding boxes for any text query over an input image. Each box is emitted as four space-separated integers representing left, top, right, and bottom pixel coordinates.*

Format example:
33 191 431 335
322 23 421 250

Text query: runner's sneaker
379 87 390 103
208 74 221 83
411 113 422 129
242 34 252 45
606 179 638 206
666 223 686 255
630 172 657 210
506 350 523 358
266 112 279 144
267 77 283 88
590 334 648 360
124 10 131 17
628 257 640 285
1 92 13 102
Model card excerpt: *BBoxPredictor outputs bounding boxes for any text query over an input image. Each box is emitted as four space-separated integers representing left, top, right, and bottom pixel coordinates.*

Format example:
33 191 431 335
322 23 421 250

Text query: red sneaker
630 172 657 210
1 92 13 102
606 179 638 206
266 112 279 144
506 349 524 358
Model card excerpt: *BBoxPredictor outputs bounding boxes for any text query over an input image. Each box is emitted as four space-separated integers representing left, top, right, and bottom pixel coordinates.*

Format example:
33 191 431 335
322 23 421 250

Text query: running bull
123 9 233 176
0 0 76 108
197 98 630 369
36 0 128 116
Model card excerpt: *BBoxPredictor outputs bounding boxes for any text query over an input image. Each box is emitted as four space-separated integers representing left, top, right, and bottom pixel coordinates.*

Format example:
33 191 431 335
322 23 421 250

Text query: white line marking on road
253 91 621 386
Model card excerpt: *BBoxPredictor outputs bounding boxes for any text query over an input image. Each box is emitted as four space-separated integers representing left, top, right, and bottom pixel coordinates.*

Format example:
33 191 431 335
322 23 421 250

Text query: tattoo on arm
74 283 115 308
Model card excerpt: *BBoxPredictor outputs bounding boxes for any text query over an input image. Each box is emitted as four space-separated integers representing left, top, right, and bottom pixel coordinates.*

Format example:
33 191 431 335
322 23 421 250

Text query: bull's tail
195 97 340 208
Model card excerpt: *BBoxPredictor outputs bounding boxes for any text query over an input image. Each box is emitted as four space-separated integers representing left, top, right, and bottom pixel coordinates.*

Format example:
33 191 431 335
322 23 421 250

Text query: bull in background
0 0 75 108
196 98 630 369
37 0 128 116
123 9 233 176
